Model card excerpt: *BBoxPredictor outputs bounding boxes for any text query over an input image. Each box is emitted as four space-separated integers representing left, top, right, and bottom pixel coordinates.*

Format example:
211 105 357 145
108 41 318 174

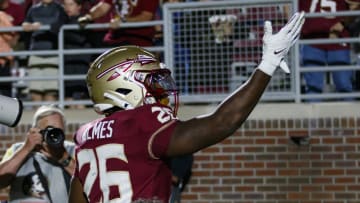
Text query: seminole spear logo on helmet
96 54 157 81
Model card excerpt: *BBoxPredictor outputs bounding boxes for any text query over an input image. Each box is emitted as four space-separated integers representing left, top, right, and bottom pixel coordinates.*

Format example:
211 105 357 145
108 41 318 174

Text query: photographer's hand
40 142 65 161
23 128 43 153
41 146 75 174
41 142 74 172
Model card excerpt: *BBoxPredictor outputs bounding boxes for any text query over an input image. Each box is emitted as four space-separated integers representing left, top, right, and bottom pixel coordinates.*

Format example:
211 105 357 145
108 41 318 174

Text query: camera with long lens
40 126 65 148
0 95 23 127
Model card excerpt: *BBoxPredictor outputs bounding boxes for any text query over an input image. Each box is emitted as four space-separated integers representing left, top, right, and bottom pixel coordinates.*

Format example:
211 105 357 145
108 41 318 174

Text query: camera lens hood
0 95 23 127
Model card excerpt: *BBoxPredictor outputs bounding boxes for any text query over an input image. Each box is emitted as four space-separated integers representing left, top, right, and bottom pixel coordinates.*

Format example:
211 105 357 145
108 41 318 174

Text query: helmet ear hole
116 88 132 95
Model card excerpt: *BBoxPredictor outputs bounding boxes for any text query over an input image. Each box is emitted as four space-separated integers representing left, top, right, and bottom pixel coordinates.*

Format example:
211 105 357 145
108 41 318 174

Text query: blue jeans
301 45 353 101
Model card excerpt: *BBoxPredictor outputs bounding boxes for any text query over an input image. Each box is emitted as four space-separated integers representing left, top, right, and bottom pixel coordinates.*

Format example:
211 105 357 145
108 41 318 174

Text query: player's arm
109 4 155 28
167 12 305 157
69 177 88 203
78 1 111 26
126 10 154 22
111 10 154 29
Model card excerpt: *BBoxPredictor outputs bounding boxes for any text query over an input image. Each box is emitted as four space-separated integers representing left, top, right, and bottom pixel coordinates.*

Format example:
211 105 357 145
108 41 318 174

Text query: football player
69 12 305 203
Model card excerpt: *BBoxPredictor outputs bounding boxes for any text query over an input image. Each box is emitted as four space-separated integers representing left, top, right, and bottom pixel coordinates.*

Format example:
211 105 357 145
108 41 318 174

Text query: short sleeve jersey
4 2 25 26
100 0 159 46
73 103 178 202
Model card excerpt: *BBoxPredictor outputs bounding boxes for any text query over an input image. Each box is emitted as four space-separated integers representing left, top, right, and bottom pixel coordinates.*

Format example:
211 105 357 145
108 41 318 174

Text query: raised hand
258 11 305 76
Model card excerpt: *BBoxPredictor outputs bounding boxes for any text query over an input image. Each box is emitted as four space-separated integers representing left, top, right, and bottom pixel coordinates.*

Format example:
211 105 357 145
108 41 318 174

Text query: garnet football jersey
73 103 178 202
299 0 350 50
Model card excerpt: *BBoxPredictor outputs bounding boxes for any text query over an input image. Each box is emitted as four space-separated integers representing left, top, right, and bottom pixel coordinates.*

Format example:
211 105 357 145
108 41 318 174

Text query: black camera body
40 126 65 148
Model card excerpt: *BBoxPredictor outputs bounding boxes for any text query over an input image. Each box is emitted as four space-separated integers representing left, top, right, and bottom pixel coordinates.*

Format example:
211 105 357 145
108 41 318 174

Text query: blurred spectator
23 0 61 14
63 0 91 109
153 0 166 60
1 0 26 51
0 0 25 26
22 0 67 104
299 0 353 101
78 0 159 47
0 0 25 96
81 0 111 49
0 10 18 97
346 0 360 91
155 0 191 94
153 0 185 56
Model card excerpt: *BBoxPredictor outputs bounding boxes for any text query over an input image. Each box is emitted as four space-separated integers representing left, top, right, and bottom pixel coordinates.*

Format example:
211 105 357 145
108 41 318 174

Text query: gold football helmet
87 46 179 115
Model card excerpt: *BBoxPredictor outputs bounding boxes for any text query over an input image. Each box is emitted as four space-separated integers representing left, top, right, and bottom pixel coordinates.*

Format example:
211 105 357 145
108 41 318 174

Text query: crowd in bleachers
0 0 110 108
299 0 359 102
0 0 164 109
0 0 359 109
0 0 201 109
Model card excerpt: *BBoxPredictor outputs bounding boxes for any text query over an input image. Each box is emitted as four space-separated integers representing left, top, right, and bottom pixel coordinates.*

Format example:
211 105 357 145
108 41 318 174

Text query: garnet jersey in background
3 1 25 26
299 0 350 50
101 0 159 46
73 103 178 202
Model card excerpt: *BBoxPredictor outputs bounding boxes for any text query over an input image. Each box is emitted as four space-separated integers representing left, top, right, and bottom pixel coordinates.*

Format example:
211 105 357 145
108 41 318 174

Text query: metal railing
295 11 360 102
163 0 360 103
0 0 359 109
0 21 164 108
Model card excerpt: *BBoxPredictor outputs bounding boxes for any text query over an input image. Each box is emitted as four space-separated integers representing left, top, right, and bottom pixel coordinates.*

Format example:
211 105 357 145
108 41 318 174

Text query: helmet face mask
87 46 179 116
142 69 177 99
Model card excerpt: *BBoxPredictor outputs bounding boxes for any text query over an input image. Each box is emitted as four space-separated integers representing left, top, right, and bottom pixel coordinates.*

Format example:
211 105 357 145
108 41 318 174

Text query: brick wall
181 117 360 203
1 117 359 202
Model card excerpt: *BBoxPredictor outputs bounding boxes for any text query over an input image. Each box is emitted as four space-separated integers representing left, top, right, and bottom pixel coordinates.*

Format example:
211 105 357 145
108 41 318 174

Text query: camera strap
33 158 53 203
41 155 71 192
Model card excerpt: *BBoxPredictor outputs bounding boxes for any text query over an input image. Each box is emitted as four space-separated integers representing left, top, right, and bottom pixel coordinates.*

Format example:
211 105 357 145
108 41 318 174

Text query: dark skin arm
166 11 306 156
69 177 88 203
167 69 270 156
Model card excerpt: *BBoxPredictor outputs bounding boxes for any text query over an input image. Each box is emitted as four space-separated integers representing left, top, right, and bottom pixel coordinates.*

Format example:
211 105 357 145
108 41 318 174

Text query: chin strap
94 92 135 114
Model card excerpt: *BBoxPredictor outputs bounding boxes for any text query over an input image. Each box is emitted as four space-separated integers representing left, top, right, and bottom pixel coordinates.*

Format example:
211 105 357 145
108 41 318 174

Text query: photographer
0 105 75 203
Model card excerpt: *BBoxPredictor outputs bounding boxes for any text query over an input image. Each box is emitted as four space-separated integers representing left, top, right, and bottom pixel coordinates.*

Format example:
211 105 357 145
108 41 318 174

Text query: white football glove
258 11 305 76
